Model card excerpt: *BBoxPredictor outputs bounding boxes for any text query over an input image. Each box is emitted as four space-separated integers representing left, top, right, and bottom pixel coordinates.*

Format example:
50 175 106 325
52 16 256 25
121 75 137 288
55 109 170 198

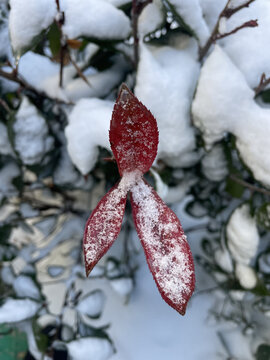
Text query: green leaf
225 176 245 198
256 202 270 230
0 224 12 244
256 344 270 360
260 89 270 103
47 22 61 57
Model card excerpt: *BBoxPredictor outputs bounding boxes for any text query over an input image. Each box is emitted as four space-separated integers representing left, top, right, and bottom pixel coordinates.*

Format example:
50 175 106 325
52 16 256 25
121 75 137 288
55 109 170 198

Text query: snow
166 0 210 45
13 275 40 300
235 263 257 289
227 203 259 265
9 0 56 55
135 37 199 167
65 98 113 174
18 52 72 101
65 58 128 102
0 122 14 156
66 337 113 360
199 0 227 32
192 45 270 187
110 278 133 297
151 169 196 204
76 290 105 318
0 298 40 323
62 0 131 40
0 162 20 202
221 0 270 89
202 145 228 182
14 97 54 165
214 248 233 273
138 0 164 36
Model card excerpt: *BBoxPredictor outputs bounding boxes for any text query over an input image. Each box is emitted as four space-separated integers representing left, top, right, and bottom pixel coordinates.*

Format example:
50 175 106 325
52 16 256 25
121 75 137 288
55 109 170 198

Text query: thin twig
0 68 73 105
199 0 257 61
0 98 11 113
229 174 270 197
68 53 91 87
222 0 256 18
215 19 257 40
132 0 153 69
254 72 270 96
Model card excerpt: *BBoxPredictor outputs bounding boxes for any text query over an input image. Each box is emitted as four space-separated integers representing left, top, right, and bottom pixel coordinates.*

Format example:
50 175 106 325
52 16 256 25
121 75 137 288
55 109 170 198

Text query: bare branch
229 174 270 197
199 0 257 61
215 19 258 40
222 0 256 19
68 53 91 87
132 0 153 69
254 72 270 96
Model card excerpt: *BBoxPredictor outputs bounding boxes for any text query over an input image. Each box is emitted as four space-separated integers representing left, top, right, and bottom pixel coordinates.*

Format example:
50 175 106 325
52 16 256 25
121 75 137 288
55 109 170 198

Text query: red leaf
83 181 128 276
109 84 159 177
130 179 195 315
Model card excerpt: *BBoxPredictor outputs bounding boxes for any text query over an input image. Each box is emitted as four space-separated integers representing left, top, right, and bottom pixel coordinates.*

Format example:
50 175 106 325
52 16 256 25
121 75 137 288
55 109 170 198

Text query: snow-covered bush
0 0 270 359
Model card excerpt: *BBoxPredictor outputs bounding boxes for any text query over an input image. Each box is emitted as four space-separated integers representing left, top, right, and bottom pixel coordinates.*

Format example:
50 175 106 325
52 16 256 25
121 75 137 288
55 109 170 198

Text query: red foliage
83 84 195 315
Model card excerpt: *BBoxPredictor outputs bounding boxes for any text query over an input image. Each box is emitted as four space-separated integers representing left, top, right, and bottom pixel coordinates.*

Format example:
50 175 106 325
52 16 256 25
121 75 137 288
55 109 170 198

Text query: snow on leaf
109 84 158 177
83 172 139 276
130 179 195 315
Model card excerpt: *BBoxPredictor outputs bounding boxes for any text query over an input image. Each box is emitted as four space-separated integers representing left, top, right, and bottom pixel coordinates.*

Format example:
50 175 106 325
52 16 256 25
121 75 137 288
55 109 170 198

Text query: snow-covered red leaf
83 181 127 276
130 179 195 315
109 84 158 177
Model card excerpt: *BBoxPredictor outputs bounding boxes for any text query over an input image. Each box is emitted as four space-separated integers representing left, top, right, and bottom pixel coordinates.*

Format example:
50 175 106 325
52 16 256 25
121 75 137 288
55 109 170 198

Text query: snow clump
226 203 259 289
14 98 54 165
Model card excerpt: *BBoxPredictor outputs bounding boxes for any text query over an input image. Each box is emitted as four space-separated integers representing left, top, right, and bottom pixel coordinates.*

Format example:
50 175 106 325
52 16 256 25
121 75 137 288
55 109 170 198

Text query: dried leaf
109 84 158 177
130 179 195 315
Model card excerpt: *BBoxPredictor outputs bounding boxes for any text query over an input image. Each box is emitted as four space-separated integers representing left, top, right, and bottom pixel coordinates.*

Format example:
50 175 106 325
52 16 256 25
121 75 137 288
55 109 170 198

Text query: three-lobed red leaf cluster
83 84 195 315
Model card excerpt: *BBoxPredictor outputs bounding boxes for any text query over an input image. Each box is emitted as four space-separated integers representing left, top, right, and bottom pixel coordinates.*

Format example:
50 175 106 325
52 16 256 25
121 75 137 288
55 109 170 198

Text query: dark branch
254 72 270 97
132 0 153 69
222 0 256 18
229 174 270 197
214 19 258 40
199 0 257 61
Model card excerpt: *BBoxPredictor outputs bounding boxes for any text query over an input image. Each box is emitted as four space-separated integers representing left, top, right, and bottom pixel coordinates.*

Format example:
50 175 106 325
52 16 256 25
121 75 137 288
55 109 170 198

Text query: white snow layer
18 51 124 102
135 38 199 167
227 203 259 266
9 0 56 54
76 291 105 317
65 98 112 174
14 98 53 165
13 275 40 300
0 298 40 323
192 46 270 187
166 0 210 45
0 162 20 201
221 0 270 88
138 0 164 36
202 145 228 182
235 263 257 290
67 337 113 360
62 0 131 40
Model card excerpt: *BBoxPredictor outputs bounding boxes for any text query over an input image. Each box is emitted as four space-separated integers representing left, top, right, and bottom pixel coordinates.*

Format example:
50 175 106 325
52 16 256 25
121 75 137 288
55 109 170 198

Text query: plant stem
199 0 257 61
229 174 270 197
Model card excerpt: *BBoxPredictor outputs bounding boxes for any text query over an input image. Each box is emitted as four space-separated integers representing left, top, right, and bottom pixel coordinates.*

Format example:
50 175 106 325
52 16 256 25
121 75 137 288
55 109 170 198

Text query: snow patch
9 0 56 54
14 97 54 165
192 46 270 187
65 98 113 174
0 298 40 323
67 337 113 360
135 38 199 167
62 0 131 40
